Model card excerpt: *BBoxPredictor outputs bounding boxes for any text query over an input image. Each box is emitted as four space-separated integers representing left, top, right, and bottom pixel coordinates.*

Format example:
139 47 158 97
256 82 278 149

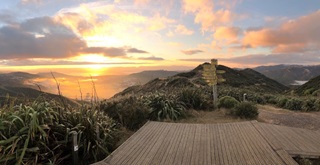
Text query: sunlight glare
78 54 107 63
86 64 108 76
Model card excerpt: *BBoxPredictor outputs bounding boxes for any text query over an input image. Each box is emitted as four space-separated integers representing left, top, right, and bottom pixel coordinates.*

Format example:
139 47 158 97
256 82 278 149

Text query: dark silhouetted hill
114 63 288 97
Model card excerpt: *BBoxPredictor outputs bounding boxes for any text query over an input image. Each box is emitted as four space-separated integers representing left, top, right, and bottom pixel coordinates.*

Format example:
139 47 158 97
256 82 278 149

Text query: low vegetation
218 96 239 109
101 96 149 131
232 102 259 119
178 87 212 110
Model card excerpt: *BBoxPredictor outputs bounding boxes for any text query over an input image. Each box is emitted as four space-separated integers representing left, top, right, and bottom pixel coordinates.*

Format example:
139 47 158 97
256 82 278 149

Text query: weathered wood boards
94 121 320 165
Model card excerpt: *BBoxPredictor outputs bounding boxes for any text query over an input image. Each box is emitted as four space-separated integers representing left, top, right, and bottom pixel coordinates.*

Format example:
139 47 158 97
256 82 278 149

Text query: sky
0 0 319 75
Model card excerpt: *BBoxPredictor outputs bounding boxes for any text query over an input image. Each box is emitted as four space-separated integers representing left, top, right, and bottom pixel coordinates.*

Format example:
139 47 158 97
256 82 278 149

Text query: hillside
114 63 288 97
0 72 39 87
253 65 320 86
0 86 78 106
294 75 320 96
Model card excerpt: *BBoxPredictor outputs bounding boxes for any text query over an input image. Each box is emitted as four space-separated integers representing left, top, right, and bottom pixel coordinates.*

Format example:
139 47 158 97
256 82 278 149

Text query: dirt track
258 104 320 131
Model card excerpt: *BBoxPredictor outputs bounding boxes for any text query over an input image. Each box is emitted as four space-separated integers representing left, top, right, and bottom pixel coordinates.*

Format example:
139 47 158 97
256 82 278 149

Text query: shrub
178 88 211 110
218 96 239 109
284 98 303 111
248 94 266 104
313 99 320 111
101 96 149 131
277 97 288 108
301 98 317 112
264 94 278 104
233 102 259 119
145 92 186 121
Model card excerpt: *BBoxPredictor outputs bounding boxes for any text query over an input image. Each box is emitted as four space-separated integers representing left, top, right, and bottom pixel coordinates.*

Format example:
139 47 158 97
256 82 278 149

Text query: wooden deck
94 121 320 165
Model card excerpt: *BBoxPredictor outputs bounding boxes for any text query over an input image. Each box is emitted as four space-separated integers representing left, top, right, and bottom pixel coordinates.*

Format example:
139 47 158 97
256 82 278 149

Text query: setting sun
77 55 107 63
85 64 108 76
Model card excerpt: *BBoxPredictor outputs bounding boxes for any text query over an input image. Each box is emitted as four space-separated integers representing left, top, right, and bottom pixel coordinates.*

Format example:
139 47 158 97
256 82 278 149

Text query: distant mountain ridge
253 64 320 86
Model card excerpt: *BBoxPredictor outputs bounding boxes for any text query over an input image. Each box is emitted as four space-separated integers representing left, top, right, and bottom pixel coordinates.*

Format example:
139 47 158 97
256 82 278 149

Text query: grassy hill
114 63 288 97
294 75 320 96
0 86 79 106
0 72 39 87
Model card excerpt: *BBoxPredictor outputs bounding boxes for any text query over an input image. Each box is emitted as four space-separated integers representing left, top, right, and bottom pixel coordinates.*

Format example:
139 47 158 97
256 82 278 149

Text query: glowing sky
0 0 319 75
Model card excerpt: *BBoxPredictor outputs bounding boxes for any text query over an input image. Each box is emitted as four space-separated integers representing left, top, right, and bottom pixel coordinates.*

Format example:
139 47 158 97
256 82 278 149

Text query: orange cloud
134 0 149 5
214 26 241 42
147 14 175 31
182 0 235 32
243 10 320 53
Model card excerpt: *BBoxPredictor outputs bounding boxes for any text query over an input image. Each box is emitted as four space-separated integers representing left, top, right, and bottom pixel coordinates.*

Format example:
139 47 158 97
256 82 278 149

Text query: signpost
202 59 225 106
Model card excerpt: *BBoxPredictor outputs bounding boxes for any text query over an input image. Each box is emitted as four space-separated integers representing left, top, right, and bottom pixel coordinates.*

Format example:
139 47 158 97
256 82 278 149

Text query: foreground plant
0 99 118 164
145 92 186 121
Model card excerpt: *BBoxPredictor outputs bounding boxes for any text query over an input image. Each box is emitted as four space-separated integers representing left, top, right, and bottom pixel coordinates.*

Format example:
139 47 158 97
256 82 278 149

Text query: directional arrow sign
216 70 225 74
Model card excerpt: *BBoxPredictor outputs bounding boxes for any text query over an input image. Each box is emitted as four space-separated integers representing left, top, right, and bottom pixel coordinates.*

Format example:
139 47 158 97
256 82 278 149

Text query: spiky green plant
101 96 149 131
0 99 118 165
178 87 212 110
145 92 186 121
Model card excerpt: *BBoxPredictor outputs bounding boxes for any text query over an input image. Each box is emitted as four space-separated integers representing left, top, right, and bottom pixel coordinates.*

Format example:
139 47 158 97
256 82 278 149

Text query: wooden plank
160 123 185 165
102 121 154 164
181 124 197 165
248 122 286 165
118 122 165 165
286 150 320 159
275 149 299 165
145 122 174 164
95 121 320 165
236 123 261 164
131 122 169 165
221 124 239 164
226 122 246 165
172 124 189 164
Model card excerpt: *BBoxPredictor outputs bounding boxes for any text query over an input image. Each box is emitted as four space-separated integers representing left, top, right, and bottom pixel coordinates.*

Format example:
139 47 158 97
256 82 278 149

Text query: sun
77 54 107 63
84 64 108 76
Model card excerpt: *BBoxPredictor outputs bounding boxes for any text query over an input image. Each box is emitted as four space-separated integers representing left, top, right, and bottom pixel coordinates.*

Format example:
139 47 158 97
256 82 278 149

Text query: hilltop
114 63 288 97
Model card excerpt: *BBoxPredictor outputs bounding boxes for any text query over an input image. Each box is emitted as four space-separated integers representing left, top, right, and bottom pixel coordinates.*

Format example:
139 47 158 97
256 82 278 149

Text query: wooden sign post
202 59 225 107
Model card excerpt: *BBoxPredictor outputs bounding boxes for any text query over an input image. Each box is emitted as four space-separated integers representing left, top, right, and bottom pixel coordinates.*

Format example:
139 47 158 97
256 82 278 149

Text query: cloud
0 11 17 24
138 56 164 61
179 58 210 62
82 47 126 57
214 26 242 42
21 0 42 4
182 0 235 32
147 13 175 31
0 17 86 59
243 10 320 53
181 49 204 55
0 16 152 59
175 24 194 35
0 59 147 66
134 0 149 5
220 53 320 66
127 48 149 53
